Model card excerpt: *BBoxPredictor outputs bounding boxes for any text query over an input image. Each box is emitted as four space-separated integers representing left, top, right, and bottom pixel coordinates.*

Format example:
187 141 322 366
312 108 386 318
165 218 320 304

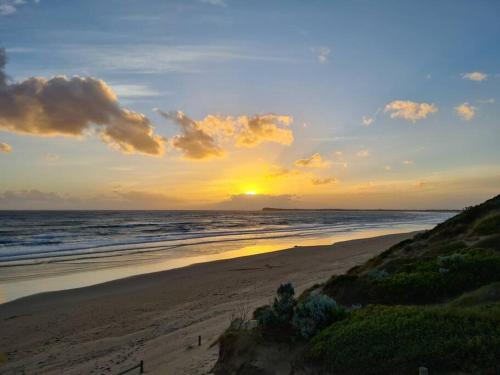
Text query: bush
255 283 297 337
255 283 348 340
293 294 346 338
309 304 500 375
474 213 500 235
273 283 296 323
373 251 500 304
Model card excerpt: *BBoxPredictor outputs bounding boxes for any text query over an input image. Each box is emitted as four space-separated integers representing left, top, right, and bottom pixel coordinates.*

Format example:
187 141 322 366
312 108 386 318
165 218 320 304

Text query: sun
245 191 257 196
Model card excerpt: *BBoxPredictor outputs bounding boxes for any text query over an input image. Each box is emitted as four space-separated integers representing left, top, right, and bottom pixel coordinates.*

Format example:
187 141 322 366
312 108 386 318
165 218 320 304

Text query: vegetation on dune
309 304 500 375
213 194 500 375
474 213 500 235
254 283 346 340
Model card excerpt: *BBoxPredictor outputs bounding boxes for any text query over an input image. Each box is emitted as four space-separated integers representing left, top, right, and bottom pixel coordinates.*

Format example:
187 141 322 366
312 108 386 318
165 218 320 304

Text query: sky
0 0 499 210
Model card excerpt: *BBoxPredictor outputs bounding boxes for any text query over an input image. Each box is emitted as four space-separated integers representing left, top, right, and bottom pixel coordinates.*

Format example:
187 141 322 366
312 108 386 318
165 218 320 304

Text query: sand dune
0 232 416 374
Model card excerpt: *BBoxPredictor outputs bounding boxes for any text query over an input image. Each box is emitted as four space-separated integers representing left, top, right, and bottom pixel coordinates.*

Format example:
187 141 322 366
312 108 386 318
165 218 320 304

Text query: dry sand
0 232 416 375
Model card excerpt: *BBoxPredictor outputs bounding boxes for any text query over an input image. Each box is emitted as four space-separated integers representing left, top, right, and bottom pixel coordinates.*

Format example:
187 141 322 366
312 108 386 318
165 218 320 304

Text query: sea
0 210 455 303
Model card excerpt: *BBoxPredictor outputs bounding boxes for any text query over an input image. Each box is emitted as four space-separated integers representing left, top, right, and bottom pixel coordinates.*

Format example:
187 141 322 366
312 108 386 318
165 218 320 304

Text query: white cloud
455 102 476 121
0 0 36 15
67 45 291 74
477 98 495 104
462 72 487 82
0 142 12 153
403 160 413 165
384 100 438 123
384 165 392 171
0 3 16 15
362 116 374 127
312 47 331 63
199 0 226 6
110 84 162 98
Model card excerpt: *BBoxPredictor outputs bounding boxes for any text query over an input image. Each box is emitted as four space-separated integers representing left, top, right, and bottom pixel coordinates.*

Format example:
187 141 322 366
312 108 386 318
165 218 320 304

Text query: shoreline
0 231 417 374
0 226 429 304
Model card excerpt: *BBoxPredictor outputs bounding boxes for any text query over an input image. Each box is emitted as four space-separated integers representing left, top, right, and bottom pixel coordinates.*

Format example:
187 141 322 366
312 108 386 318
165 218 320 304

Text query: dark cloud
0 48 165 156
0 189 183 210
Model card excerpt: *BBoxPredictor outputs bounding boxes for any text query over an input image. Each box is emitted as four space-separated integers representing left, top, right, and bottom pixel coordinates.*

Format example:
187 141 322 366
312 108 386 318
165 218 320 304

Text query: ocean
0 210 455 303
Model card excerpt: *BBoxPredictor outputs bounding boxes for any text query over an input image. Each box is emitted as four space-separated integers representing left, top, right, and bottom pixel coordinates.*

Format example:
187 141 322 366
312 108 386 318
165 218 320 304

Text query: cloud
199 0 226 6
0 189 184 210
384 165 392 171
236 114 293 147
157 110 293 159
0 142 12 153
294 153 330 168
44 153 59 162
110 190 181 209
156 110 224 159
413 181 427 189
384 100 438 122
403 160 413 165
0 3 15 15
311 177 337 185
357 149 370 157
267 166 301 178
214 193 299 210
0 0 37 16
362 116 374 126
110 84 162 98
0 49 165 156
0 190 69 208
477 98 495 104
67 45 292 74
455 102 476 121
462 72 487 82
312 47 331 63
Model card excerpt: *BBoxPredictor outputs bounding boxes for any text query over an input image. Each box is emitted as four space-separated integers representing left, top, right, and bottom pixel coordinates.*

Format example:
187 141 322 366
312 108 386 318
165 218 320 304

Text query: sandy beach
0 232 416 375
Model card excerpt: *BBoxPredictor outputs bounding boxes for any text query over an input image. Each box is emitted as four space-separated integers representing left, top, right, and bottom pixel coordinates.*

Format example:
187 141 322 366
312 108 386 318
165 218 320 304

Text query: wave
0 210 455 265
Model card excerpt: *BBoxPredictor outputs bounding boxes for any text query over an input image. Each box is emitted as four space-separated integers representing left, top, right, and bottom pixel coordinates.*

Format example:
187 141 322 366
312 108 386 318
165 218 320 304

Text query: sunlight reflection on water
0 226 425 303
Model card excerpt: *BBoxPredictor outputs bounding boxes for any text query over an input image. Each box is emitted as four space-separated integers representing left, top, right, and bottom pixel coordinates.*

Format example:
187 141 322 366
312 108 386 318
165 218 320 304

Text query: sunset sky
0 0 499 210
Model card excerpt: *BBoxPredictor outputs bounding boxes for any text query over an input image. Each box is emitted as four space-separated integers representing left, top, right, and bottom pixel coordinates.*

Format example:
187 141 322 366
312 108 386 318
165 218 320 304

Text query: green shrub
255 283 297 338
273 283 296 322
476 234 500 251
309 305 500 375
377 271 443 304
293 294 347 338
449 282 500 307
474 213 500 235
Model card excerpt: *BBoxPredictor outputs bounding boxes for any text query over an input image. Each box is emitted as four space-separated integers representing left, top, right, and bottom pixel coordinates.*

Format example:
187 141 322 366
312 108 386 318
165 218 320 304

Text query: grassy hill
212 194 500 375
